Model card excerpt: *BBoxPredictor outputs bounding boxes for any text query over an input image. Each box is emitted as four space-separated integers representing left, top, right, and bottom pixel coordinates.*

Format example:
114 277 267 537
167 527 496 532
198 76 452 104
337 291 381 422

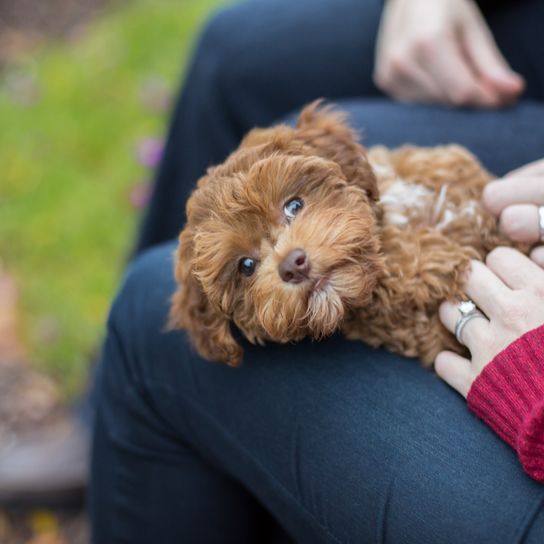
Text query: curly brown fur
169 101 531 366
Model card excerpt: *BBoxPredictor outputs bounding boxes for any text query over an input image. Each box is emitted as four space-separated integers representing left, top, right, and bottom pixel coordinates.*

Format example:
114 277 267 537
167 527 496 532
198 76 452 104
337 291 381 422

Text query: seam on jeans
375 471 397 544
291 419 304 506
160 383 344 544
515 492 544 543
112 373 345 544
185 392 344 544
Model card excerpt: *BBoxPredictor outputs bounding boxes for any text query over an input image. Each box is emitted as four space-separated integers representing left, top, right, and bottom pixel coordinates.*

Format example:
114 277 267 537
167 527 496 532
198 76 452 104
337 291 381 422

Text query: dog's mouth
305 261 375 312
306 266 351 298
311 276 329 293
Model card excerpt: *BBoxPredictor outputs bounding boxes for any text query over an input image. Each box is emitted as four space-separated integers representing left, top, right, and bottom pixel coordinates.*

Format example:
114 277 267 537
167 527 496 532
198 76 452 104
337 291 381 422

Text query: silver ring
538 206 544 243
454 300 487 346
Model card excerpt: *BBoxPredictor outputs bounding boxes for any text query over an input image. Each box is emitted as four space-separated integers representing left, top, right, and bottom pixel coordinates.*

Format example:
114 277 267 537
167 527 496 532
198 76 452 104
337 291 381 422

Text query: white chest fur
374 163 484 232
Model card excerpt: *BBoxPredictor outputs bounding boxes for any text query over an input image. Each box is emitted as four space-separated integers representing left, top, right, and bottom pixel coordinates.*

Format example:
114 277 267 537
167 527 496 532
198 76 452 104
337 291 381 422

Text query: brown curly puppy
169 101 525 367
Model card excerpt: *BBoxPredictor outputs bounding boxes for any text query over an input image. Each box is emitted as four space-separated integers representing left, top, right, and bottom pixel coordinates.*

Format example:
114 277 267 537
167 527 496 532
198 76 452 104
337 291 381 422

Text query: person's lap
92 100 544 543
93 1 544 541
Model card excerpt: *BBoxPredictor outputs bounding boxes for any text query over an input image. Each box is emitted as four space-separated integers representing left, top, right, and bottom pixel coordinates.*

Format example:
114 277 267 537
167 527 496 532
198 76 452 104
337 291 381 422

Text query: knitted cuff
467 324 544 482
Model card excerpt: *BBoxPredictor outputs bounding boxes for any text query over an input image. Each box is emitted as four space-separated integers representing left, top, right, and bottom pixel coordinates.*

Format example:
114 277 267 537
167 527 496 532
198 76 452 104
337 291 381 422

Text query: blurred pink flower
135 137 164 169
129 181 153 209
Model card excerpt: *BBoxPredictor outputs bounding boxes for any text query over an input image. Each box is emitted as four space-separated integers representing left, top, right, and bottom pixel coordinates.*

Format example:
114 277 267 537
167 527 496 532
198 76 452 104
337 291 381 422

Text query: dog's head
169 106 384 365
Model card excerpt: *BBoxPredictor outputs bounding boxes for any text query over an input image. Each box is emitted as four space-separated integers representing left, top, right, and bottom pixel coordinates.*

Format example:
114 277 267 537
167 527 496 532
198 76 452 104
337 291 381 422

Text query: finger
463 260 512 317
460 8 524 98
485 246 544 289
416 34 498 107
483 178 544 215
498 204 541 244
388 68 444 104
381 51 445 103
505 159 544 179
532 246 544 268
439 300 490 352
400 61 444 102
435 351 473 398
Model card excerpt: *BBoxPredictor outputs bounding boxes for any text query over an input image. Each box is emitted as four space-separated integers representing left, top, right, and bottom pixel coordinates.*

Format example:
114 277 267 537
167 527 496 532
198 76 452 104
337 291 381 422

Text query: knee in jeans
101 243 196 400
107 243 175 342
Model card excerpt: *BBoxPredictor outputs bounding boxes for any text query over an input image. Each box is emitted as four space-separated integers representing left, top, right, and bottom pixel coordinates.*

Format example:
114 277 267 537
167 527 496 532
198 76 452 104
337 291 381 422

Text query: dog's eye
238 257 256 277
283 197 304 219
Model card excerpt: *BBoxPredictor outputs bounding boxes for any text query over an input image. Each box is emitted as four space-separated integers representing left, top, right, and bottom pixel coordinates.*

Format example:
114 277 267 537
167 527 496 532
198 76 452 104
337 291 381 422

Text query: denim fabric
92 98 544 542
92 236 544 543
92 0 544 541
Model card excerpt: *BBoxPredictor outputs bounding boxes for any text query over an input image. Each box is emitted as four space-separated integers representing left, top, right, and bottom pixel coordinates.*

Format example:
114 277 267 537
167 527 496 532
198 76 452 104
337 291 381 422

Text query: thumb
461 10 524 95
435 351 473 398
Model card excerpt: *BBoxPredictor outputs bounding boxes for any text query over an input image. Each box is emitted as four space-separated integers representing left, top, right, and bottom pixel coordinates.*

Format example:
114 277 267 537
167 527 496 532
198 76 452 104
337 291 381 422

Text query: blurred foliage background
0 0 221 398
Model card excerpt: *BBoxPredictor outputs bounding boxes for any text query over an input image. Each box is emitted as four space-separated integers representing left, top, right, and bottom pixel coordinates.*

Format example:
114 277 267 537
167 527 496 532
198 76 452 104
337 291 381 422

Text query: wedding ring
538 206 544 243
454 300 487 346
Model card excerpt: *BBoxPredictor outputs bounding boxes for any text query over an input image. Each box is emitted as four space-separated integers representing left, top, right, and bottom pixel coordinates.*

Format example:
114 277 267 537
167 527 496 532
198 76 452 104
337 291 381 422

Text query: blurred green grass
0 0 221 397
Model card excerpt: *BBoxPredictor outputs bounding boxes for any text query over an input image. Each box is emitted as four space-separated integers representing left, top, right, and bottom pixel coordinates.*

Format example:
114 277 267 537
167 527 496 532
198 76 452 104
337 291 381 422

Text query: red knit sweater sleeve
467 324 544 483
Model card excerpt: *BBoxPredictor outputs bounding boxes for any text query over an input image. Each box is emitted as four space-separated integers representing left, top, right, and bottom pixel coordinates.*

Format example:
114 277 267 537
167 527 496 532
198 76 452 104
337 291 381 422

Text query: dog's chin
305 281 345 338
251 283 346 343
305 265 373 338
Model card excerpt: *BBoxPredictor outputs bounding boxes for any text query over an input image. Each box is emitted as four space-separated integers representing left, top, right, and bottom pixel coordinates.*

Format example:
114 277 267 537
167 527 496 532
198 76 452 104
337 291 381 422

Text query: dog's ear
168 226 243 367
296 100 380 204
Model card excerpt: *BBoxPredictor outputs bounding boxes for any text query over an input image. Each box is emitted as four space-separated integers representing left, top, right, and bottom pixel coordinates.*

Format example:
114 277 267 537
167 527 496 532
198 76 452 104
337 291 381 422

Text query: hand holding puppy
437 159 544 396
483 159 544 265
436 251 544 397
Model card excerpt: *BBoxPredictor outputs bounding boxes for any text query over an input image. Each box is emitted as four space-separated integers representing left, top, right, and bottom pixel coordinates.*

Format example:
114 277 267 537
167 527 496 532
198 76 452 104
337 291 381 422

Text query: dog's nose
278 248 310 283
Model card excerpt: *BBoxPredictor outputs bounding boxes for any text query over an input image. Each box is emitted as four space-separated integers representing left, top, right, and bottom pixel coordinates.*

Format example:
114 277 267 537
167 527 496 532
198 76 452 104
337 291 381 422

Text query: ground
0 0 219 541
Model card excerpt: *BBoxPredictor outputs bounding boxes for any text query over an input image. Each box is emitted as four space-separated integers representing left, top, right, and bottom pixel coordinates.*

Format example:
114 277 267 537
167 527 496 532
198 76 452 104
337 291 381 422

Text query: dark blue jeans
92 1 544 542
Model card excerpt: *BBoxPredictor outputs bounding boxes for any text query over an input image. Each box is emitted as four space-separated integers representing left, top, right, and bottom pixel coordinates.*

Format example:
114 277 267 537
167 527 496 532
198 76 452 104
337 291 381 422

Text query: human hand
374 0 524 107
483 158 544 266
435 248 544 397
